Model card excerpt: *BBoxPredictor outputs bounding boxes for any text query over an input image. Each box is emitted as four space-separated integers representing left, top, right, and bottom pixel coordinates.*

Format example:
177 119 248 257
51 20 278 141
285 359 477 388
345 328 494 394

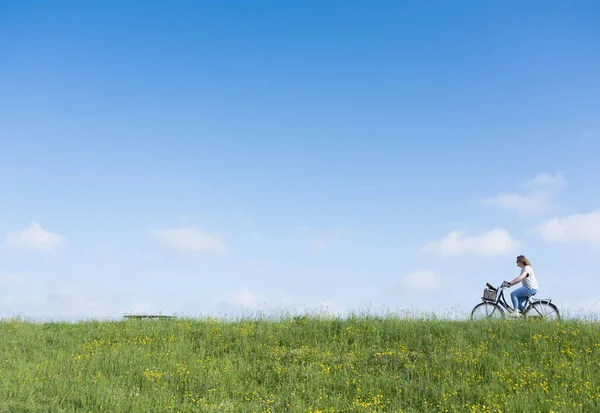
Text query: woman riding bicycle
504 255 539 314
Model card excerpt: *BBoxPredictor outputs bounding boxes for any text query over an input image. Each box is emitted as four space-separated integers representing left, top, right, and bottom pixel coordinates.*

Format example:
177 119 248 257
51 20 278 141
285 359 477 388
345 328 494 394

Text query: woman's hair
516 255 531 266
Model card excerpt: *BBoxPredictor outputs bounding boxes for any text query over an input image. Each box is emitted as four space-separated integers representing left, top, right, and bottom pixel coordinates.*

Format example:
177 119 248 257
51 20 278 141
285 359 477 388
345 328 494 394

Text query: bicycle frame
474 282 559 320
486 285 514 310
485 283 543 312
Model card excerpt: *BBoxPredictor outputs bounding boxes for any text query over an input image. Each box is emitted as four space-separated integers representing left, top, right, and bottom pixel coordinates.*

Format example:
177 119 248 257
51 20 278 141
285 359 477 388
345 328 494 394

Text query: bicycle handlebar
487 282 509 290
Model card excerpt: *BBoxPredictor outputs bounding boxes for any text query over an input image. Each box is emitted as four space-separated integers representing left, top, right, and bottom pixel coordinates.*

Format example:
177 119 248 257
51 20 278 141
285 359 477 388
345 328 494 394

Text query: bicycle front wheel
470 302 505 320
524 300 560 320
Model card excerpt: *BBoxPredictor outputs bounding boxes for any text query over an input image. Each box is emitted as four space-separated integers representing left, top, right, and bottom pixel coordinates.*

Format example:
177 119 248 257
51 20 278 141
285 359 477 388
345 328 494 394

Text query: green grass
1 314 599 412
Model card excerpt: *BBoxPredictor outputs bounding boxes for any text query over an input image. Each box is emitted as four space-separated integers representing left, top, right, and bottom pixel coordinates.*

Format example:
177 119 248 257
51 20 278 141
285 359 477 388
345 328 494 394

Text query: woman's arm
508 270 527 286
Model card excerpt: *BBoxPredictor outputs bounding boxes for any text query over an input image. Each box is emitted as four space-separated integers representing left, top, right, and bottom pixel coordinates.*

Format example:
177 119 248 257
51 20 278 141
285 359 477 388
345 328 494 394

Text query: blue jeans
511 286 537 312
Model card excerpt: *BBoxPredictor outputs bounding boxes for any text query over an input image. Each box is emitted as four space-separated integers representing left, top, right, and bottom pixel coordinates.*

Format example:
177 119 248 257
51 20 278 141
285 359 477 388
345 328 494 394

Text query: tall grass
1 314 599 412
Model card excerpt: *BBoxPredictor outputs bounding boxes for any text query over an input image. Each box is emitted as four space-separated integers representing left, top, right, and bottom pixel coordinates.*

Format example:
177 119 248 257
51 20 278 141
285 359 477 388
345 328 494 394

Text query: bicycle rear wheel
470 302 505 320
524 300 560 320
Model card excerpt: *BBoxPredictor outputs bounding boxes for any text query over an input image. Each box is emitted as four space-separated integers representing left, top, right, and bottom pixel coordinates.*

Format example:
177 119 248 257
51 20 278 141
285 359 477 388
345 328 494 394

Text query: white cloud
535 210 600 244
399 270 440 290
557 299 600 319
150 227 226 253
309 300 346 316
481 192 551 216
242 259 271 271
525 172 568 189
422 228 520 256
0 274 24 287
5 222 65 251
218 289 347 317
0 281 174 321
126 302 163 315
36 284 124 321
225 289 261 309
296 227 349 252
480 172 567 216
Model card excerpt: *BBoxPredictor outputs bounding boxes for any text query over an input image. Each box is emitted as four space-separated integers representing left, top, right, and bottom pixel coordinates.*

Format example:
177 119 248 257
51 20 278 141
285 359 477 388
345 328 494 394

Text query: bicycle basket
482 288 497 301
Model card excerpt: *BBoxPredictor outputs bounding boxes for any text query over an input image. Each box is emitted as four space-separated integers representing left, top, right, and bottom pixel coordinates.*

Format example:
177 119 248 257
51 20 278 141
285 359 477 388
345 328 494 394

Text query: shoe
508 309 523 317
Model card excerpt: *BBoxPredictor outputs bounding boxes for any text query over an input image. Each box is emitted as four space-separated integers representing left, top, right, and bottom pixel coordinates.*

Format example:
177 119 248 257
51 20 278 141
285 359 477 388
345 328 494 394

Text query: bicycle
470 282 560 320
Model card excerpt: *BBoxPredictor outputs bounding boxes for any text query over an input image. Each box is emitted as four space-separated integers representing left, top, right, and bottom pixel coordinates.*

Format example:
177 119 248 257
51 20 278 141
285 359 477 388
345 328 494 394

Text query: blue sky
1 1 599 321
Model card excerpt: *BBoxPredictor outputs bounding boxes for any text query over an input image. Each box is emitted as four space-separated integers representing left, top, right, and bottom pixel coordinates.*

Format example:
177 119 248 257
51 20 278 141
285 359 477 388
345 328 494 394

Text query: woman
504 255 539 314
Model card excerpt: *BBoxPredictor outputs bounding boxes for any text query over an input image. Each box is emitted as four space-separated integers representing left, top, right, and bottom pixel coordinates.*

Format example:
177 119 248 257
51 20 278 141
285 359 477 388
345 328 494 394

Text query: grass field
1 313 599 412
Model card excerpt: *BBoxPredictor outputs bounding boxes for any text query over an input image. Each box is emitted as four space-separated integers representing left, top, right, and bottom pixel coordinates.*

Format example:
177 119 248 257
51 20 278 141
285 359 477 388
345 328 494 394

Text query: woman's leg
511 287 536 312
511 287 522 310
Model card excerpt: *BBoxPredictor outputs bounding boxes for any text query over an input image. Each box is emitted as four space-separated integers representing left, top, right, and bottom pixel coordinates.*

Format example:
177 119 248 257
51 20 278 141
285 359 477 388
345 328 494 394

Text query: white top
521 265 538 289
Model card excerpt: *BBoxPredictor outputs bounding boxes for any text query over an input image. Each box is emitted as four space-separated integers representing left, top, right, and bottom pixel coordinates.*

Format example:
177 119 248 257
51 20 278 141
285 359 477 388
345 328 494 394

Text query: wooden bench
123 315 175 320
